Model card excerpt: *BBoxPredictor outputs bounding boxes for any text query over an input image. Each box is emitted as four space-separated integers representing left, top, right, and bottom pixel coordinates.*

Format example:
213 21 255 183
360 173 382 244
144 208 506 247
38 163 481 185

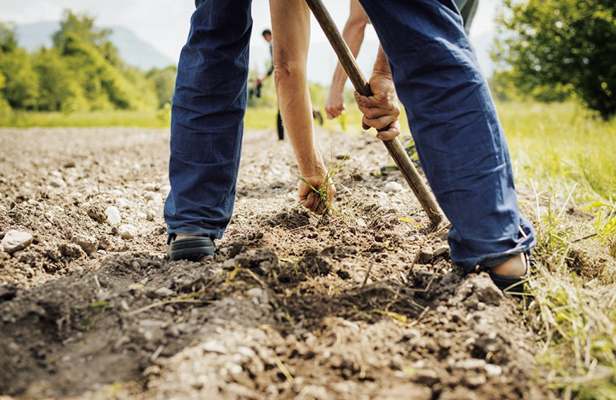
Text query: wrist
371 70 392 80
298 154 326 177
330 81 345 91
373 46 392 77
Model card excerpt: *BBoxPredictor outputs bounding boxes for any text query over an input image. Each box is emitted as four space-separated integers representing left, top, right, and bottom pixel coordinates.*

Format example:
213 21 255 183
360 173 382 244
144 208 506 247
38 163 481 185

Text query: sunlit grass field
1 101 615 397
500 102 616 206
0 110 168 129
2 101 613 210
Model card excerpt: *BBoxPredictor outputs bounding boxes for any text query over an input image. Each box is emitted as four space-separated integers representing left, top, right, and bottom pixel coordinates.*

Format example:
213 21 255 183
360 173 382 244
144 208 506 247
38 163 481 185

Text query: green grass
0 109 170 129
526 193 616 399
489 102 616 398
499 102 616 206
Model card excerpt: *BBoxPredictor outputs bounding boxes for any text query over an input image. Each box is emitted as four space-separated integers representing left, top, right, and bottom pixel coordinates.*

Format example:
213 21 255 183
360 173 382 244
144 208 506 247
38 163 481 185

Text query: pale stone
159 185 171 196
49 176 67 188
72 234 98 255
434 245 450 257
1 230 33 254
118 224 136 240
105 206 121 225
384 181 404 193
155 287 175 297
116 198 130 209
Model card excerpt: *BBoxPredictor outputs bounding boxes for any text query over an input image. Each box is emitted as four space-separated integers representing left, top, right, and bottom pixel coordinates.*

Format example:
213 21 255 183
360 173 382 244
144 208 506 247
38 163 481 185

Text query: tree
0 47 39 110
0 23 17 54
147 66 177 108
495 0 616 119
52 12 158 111
0 72 11 115
52 11 112 51
0 23 15 114
33 49 86 112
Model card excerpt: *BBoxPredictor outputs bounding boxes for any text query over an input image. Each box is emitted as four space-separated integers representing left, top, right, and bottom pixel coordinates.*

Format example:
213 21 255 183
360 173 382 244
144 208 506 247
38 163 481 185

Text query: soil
0 127 549 399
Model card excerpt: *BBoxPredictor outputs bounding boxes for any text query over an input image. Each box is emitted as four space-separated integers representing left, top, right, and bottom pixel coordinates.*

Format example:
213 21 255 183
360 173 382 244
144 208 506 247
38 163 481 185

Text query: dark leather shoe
167 234 216 261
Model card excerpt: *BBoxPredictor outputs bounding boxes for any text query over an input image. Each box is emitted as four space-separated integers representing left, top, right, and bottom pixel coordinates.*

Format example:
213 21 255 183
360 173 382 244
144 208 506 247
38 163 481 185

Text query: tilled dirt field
0 127 548 399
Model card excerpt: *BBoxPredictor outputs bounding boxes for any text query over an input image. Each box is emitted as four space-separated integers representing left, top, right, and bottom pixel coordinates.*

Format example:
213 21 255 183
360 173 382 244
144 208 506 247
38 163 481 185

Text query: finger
309 193 325 214
355 92 388 109
354 92 374 107
363 114 399 131
362 116 370 130
327 185 336 202
375 122 401 141
314 200 326 215
375 128 400 141
301 191 316 210
358 105 392 120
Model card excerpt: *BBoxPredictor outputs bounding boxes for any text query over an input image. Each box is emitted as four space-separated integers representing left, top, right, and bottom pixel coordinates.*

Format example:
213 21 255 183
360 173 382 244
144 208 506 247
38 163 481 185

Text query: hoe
305 0 446 227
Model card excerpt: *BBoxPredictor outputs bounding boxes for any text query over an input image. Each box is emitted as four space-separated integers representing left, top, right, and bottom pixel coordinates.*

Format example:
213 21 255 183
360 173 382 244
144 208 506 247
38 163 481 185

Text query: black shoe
489 252 533 296
167 234 216 261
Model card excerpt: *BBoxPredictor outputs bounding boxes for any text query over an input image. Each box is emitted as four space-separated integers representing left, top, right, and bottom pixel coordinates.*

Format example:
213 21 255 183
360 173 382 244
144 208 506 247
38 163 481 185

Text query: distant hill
15 21 174 70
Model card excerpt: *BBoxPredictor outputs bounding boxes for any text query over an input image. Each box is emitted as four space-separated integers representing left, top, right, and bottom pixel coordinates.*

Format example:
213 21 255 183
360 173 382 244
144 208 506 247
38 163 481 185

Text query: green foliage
52 10 112 52
0 72 11 116
0 110 166 128
33 48 86 112
0 10 171 114
0 23 17 53
147 66 177 108
0 47 39 109
495 0 616 119
57 31 157 111
525 192 616 399
500 102 616 205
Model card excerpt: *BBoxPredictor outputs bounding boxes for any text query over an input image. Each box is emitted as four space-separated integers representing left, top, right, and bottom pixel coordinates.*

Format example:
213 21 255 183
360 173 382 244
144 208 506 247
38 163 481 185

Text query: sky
0 0 501 80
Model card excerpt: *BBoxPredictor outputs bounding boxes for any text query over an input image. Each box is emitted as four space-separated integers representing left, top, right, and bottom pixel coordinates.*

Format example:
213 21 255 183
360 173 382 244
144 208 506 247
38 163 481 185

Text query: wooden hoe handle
305 0 445 226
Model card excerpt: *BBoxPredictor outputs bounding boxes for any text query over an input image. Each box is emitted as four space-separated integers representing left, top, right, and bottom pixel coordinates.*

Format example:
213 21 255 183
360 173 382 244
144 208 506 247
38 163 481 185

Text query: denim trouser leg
164 0 252 239
359 0 536 270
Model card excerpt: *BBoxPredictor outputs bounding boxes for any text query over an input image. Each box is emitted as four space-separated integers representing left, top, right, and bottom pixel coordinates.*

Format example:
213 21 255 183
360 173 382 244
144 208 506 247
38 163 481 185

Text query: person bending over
166 0 533 294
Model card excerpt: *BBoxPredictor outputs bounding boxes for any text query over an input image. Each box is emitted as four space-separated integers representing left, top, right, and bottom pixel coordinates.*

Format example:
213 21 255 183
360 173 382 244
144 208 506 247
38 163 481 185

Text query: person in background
251 29 286 140
252 28 323 140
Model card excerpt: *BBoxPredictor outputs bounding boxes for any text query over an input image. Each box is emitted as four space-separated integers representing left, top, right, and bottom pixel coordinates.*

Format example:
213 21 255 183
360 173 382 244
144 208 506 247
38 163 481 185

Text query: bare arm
325 0 369 119
269 0 334 214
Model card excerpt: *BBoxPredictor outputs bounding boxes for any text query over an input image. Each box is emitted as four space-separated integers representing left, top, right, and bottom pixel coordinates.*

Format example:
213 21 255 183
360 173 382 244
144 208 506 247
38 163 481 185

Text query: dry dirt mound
0 128 547 399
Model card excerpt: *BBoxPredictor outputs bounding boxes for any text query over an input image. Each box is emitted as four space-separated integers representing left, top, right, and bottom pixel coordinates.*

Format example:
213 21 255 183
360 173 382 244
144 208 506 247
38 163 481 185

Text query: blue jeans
164 0 536 271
